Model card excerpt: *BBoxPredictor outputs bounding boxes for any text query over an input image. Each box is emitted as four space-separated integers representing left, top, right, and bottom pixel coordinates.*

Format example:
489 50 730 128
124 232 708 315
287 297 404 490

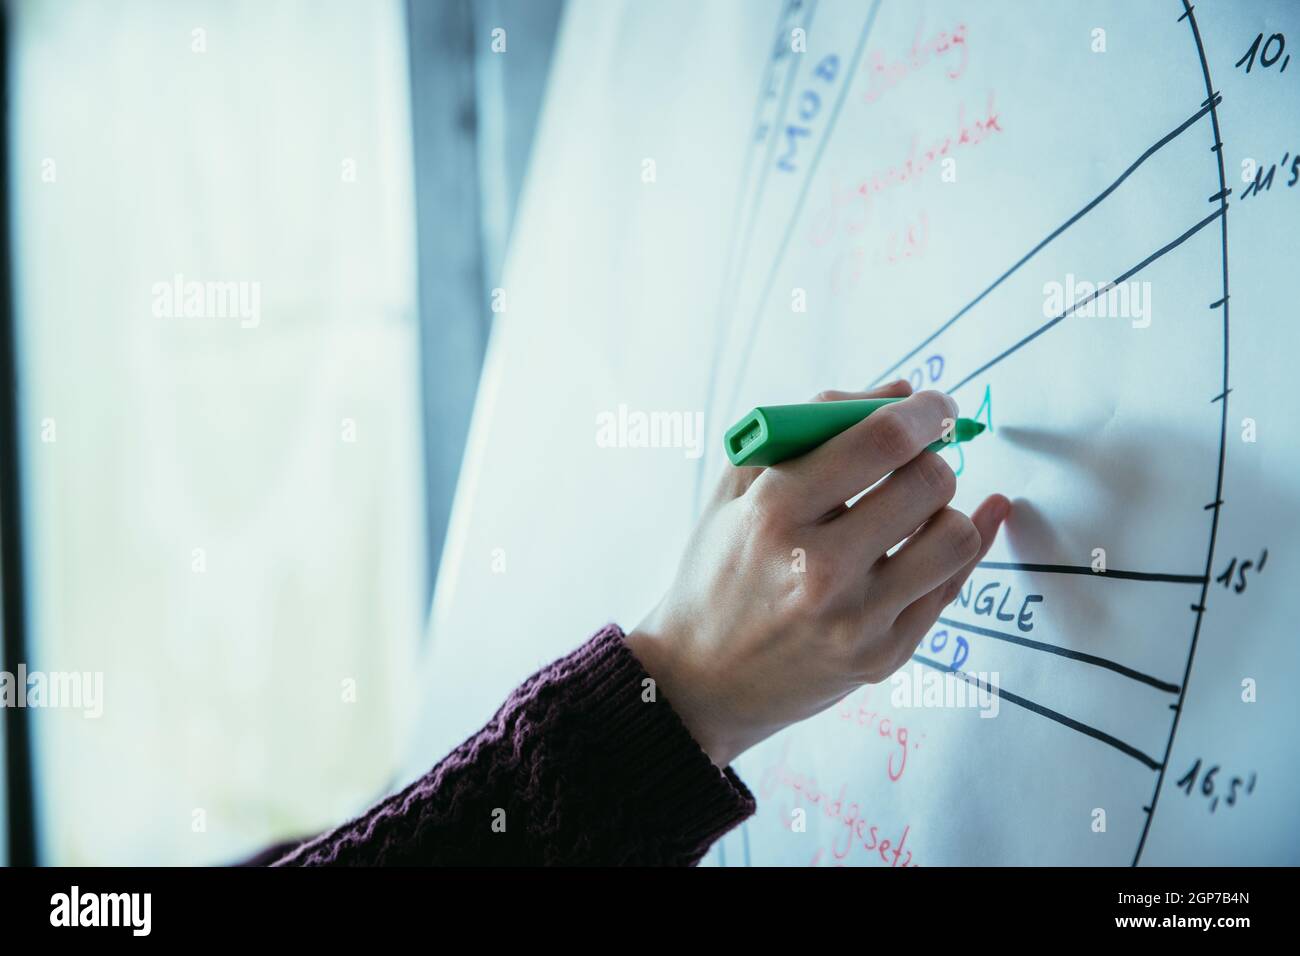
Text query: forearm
271 624 754 866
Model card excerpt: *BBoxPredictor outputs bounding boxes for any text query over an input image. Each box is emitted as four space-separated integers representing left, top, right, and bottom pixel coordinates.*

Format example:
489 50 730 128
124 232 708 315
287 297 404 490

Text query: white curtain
9 0 426 864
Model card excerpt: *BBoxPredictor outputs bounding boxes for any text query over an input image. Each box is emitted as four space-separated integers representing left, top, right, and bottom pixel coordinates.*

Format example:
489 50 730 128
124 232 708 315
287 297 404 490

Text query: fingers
828 450 956 561
885 494 1011 654
962 495 1012 580
809 379 913 404
719 379 913 508
753 390 958 525
869 506 981 610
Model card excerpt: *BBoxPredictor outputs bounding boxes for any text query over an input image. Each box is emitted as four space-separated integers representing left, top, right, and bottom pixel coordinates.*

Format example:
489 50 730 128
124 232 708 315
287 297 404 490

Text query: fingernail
945 395 960 417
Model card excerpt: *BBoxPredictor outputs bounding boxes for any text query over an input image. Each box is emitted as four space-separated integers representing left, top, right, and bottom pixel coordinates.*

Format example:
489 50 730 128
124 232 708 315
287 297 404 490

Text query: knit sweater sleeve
270 624 755 866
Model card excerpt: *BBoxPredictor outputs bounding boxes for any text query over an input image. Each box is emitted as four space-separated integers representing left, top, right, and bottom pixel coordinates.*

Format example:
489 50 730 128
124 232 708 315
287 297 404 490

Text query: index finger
752 389 958 524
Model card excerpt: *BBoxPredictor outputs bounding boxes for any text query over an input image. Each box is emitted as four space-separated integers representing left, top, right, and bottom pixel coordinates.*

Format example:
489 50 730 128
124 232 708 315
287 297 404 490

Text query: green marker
724 398 986 467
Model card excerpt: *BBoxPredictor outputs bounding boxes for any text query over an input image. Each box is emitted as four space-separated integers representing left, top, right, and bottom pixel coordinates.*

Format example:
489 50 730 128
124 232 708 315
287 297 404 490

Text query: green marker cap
724 397 985 467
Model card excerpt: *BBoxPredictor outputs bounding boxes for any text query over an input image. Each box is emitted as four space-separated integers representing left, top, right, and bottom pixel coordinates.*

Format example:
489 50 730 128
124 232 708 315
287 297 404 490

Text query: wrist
624 621 738 769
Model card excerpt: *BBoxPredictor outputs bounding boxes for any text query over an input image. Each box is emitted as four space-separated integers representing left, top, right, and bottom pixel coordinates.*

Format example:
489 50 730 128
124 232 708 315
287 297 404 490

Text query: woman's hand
626 381 1009 768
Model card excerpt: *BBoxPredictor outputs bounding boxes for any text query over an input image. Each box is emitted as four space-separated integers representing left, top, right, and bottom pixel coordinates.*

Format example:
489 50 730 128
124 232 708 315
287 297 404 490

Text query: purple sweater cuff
273 624 754 866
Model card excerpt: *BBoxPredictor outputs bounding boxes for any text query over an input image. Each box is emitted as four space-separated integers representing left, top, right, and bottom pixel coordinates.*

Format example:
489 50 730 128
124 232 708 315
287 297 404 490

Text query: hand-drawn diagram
700 0 1283 866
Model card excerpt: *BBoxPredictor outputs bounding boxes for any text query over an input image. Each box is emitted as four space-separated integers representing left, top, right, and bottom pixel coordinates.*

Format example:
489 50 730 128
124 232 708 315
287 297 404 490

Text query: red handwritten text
809 94 1004 249
836 686 925 782
760 745 919 867
863 21 970 106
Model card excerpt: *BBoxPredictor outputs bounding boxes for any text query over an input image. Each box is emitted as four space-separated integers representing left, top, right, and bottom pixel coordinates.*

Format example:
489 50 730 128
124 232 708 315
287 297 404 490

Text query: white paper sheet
407 0 1300 865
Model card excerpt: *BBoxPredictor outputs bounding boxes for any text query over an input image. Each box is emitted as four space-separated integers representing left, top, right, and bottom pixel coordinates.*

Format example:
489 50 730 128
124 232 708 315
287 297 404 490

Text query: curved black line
977 560 1205 585
936 616 1182 694
867 98 1218 388
945 207 1222 395
1132 0 1231 867
912 655 1162 770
